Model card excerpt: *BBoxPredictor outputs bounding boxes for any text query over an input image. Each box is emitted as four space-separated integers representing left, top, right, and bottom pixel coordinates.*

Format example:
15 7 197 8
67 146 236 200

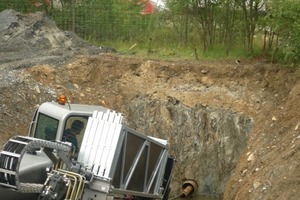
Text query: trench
125 96 253 199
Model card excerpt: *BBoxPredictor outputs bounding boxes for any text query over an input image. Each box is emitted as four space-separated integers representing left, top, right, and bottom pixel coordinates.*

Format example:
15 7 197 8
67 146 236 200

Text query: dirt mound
0 9 114 70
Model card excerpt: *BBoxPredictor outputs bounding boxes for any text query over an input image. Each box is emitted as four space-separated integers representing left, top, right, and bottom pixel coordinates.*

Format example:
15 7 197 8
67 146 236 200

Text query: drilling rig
0 95 174 200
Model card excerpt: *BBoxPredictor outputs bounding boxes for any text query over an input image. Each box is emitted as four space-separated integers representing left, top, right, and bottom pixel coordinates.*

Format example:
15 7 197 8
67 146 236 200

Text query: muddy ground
0 10 300 200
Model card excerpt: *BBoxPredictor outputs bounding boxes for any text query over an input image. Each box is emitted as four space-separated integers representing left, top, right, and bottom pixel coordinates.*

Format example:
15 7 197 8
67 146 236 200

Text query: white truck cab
29 95 108 148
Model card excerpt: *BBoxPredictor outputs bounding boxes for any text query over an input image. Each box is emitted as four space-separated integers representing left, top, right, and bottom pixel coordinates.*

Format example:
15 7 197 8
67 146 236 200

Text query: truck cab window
34 113 59 141
62 116 88 154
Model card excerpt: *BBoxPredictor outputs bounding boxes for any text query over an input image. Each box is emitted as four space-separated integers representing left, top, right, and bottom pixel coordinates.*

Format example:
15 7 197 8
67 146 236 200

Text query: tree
238 0 265 52
190 0 220 52
218 0 238 55
266 0 300 64
168 0 192 47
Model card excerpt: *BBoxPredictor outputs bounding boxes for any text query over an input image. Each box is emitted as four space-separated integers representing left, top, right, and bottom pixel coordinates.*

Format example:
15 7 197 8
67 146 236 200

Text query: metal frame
110 127 169 198
78 110 169 199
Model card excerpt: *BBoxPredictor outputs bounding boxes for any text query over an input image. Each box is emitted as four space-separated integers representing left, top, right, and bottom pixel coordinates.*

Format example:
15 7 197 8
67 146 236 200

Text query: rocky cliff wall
126 96 253 198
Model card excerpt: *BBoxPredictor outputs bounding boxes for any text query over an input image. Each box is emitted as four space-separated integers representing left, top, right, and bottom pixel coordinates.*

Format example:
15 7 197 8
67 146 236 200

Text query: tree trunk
241 0 259 53
71 0 75 32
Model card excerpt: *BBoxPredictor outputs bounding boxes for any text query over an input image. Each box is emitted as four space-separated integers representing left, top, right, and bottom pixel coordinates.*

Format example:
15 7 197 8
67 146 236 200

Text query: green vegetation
0 0 299 65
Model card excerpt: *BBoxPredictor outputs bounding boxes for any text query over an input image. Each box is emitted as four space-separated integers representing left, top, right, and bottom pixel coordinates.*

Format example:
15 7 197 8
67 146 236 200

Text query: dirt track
0 10 300 199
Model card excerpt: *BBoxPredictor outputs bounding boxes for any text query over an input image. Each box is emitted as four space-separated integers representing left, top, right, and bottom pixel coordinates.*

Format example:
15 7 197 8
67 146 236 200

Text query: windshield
34 113 59 141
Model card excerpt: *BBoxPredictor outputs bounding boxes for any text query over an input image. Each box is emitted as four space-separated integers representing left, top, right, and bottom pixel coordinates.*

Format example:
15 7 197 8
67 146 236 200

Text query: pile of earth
0 9 114 70
0 9 300 200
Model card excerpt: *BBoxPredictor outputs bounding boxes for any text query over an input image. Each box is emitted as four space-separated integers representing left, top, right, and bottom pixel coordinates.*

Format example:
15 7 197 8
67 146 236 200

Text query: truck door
62 116 89 156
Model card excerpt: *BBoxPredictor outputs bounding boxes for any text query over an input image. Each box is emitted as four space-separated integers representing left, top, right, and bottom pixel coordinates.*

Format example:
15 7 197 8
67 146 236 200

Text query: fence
0 0 164 45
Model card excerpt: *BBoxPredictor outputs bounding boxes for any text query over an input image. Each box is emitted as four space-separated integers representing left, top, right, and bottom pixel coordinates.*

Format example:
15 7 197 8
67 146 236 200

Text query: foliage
0 0 300 65
265 0 300 64
0 0 34 13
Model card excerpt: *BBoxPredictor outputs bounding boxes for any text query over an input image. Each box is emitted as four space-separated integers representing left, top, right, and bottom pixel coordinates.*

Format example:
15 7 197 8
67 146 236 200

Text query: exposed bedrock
127 97 253 198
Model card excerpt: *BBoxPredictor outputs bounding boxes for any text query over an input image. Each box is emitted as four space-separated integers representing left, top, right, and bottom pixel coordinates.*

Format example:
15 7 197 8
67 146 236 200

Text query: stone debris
247 153 255 162
0 9 116 70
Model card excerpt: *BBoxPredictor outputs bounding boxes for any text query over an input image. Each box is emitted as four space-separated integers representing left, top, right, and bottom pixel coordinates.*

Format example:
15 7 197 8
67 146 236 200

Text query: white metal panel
78 111 98 166
78 110 123 178
97 121 122 177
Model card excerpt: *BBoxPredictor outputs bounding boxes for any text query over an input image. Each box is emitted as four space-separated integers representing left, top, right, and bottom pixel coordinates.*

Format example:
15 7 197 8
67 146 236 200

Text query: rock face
127 98 253 197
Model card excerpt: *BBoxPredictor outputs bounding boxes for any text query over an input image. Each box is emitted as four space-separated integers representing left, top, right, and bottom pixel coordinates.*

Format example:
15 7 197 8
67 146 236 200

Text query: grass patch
90 38 265 62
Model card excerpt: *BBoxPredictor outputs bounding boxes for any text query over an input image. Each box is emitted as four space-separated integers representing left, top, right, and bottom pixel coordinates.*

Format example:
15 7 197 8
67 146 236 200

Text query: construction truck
0 95 175 200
